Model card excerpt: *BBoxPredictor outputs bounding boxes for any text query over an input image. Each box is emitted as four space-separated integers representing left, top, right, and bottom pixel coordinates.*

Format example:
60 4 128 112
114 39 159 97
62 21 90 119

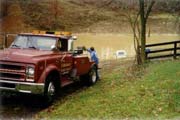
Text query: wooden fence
0 33 17 49
145 40 180 60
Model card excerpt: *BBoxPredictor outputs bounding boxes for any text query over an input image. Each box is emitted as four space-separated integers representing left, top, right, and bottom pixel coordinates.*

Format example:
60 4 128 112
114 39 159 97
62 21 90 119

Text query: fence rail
145 40 180 60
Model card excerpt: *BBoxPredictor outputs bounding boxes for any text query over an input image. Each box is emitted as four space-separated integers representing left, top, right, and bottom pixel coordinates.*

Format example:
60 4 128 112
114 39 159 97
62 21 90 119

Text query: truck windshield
10 35 57 50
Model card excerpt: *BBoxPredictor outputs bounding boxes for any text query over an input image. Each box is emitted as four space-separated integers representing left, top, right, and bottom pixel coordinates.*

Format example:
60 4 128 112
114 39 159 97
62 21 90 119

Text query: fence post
4 33 8 48
2 33 5 49
174 42 177 59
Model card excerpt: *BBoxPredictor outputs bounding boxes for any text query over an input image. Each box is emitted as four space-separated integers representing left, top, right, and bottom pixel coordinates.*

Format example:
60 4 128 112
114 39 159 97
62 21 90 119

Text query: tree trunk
139 0 146 64
139 0 155 64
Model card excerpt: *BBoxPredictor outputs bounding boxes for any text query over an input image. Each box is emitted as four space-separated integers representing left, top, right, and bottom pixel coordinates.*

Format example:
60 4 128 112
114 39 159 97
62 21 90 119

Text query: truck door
56 39 73 75
60 52 73 75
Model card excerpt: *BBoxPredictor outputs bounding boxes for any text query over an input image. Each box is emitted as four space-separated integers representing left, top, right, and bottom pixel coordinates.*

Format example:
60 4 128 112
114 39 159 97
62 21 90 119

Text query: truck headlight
26 67 35 76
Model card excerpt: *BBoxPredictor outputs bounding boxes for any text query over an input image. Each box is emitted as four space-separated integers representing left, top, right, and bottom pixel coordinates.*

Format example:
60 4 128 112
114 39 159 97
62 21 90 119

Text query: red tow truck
0 31 98 103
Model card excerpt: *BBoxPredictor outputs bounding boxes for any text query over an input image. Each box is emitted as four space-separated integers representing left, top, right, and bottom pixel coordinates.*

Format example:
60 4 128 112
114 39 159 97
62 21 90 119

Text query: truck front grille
0 82 16 88
0 62 26 81
0 64 22 70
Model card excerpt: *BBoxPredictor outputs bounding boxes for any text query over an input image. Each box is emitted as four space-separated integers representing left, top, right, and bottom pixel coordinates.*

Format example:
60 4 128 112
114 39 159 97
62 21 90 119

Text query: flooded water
74 33 180 60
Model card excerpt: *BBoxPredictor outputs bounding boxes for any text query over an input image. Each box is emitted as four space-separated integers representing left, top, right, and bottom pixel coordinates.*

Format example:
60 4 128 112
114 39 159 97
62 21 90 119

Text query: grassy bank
36 60 180 119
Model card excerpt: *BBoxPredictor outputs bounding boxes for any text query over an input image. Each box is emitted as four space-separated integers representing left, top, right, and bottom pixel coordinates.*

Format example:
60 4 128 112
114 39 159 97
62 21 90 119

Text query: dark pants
96 64 100 80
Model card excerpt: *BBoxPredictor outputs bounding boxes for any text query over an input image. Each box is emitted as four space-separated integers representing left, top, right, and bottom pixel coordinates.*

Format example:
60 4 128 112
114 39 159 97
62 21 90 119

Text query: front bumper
0 80 44 94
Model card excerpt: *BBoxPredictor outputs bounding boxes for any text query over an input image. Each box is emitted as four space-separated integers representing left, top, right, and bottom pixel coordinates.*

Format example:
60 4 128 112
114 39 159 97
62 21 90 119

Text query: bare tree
139 0 155 64
0 0 8 18
123 2 141 64
49 0 62 30
22 0 63 30
124 0 155 64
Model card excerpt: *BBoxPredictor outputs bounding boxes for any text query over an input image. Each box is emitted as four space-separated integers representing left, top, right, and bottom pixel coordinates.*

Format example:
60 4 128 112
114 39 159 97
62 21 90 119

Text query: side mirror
72 36 77 40
51 45 56 51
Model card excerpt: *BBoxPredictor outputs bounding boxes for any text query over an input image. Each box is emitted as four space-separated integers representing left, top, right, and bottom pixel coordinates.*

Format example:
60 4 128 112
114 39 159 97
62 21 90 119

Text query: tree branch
145 0 155 20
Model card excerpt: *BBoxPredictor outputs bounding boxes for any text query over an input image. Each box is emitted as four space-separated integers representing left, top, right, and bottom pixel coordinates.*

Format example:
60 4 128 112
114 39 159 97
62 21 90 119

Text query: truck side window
57 40 62 51
59 39 68 51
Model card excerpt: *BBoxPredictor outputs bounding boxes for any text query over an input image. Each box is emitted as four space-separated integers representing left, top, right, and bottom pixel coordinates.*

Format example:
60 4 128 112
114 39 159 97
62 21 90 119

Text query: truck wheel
87 66 97 86
44 74 59 104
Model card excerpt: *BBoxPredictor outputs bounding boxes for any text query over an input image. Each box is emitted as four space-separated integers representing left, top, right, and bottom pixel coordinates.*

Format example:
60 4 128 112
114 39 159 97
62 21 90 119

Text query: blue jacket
87 49 99 65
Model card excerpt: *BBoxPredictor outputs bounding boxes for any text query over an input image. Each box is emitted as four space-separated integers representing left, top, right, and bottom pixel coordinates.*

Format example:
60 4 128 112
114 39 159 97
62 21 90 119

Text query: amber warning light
32 30 72 36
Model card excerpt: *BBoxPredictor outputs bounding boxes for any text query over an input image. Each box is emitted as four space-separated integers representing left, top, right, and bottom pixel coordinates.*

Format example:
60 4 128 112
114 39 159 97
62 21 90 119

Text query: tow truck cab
0 31 98 102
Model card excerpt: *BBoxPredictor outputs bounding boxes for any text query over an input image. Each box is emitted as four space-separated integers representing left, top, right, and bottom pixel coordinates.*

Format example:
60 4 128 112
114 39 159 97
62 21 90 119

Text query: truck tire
86 66 98 86
44 74 60 104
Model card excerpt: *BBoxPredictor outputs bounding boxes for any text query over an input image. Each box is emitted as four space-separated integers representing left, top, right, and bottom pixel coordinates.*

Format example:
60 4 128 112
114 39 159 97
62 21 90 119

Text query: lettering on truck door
60 53 73 74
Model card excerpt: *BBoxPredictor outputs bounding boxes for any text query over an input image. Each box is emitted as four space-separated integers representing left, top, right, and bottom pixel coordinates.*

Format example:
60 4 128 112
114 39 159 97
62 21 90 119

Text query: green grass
36 60 180 119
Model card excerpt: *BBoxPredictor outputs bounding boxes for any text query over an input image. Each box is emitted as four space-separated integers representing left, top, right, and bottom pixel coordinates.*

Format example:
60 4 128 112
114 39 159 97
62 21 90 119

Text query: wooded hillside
0 0 179 33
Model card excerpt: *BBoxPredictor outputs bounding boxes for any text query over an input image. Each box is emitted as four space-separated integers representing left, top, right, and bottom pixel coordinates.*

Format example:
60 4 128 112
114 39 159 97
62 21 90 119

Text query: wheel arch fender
39 64 60 83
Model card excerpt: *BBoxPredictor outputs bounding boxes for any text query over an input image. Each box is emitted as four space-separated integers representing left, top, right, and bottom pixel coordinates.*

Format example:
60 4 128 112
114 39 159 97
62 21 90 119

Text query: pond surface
74 33 180 60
